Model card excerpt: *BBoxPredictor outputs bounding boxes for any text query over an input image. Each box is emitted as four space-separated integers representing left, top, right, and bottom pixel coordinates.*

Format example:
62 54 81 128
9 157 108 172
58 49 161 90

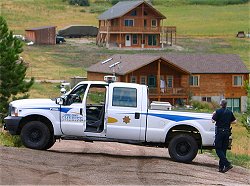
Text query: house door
125 34 131 46
226 98 240 112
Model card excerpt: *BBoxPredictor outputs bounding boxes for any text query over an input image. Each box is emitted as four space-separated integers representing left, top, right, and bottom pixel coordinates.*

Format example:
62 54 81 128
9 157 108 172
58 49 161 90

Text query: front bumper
4 116 22 135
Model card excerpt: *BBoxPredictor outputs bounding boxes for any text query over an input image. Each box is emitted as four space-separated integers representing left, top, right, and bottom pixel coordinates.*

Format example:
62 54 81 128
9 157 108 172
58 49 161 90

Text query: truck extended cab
4 81 215 162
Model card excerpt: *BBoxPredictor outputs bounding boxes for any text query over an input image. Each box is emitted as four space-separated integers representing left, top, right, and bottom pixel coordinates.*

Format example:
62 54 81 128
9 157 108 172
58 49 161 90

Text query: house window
233 75 243 86
148 75 156 87
140 76 147 85
112 87 137 107
148 35 157 46
226 98 240 112
130 76 137 83
189 75 199 86
151 19 157 27
131 10 137 16
132 34 138 45
125 19 134 27
202 97 212 102
167 76 173 88
144 11 148 16
144 19 147 27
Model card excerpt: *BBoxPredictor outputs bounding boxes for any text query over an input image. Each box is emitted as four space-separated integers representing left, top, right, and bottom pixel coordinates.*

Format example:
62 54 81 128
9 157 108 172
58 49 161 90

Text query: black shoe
218 167 224 173
223 165 233 173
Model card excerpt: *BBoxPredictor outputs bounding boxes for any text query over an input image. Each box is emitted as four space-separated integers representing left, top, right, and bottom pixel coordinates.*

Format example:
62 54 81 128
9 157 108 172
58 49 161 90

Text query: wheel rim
28 128 42 143
176 141 191 156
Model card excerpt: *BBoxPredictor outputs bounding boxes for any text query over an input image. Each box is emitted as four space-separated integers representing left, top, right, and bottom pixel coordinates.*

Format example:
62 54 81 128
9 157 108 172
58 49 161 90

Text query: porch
96 26 176 47
120 58 190 105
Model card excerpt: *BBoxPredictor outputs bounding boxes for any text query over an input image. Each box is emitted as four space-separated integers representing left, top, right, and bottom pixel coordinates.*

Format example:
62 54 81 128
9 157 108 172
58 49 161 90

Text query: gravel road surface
0 140 249 185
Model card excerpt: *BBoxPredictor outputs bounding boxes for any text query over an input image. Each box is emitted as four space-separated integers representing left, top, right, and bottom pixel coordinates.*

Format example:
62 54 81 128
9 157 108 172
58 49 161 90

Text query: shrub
241 81 250 132
110 0 119 5
0 132 23 147
90 7 108 13
191 100 219 112
68 0 90 6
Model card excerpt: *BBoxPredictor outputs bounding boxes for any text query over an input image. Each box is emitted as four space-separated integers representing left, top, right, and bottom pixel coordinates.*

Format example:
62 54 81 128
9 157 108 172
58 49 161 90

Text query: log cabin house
96 0 176 48
87 54 249 112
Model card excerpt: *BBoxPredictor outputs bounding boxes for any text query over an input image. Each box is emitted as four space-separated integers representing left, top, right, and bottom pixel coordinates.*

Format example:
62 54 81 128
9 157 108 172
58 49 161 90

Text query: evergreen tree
0 16 34 121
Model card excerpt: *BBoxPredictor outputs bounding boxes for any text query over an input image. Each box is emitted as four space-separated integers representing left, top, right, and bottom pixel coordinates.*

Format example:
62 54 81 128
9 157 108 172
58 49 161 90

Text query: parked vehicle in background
13 35 25 41
56 35 66 44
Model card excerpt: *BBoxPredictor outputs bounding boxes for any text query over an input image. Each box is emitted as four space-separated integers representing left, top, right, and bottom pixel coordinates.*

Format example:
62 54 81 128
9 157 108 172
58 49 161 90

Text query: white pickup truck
4 81 216 162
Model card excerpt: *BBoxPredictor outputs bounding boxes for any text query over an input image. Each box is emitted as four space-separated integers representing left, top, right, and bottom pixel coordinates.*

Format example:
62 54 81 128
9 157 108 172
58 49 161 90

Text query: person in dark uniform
212 99 236 173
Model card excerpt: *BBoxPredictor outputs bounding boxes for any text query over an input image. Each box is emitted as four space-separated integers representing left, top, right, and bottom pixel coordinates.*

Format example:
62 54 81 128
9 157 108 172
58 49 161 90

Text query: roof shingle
87 54 249 75
98 0 165 20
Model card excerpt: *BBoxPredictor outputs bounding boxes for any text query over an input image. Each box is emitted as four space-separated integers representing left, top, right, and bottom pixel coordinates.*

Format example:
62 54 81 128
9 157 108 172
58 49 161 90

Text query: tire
20 121 51 150
168 134 198 163
42 135 56 150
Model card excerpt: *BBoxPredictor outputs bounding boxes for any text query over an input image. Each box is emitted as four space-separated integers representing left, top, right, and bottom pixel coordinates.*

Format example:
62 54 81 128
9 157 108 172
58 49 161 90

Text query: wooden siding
25 27 56 45
189 74 249 98
97 2 169 48
87 67 248 106
99 3 163 33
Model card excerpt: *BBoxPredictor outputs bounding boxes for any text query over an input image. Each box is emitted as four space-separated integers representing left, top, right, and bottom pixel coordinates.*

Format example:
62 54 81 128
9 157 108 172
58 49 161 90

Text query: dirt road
0 140 249 185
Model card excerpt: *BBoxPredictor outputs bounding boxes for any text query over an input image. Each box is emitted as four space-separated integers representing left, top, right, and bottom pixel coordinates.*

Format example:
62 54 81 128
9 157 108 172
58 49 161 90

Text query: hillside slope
1 0 249 36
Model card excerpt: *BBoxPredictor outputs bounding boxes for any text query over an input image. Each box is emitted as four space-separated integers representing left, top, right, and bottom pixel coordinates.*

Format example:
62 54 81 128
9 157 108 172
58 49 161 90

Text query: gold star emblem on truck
123 116 131 124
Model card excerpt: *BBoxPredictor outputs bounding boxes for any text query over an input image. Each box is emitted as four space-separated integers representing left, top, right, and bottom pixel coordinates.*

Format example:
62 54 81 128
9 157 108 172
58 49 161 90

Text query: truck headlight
10 106 18 117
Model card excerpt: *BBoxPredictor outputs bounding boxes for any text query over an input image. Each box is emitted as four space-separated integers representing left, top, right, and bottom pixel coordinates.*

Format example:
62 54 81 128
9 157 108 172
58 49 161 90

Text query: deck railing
99 26 162 33
148 87 187 96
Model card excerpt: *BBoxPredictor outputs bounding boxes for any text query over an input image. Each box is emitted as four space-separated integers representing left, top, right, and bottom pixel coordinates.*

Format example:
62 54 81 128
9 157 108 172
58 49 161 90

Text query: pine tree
0 16 34 121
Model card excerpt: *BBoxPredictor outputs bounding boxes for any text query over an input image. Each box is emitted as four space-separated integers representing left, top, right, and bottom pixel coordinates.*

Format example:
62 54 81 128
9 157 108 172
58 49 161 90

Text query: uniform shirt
212 108 236 129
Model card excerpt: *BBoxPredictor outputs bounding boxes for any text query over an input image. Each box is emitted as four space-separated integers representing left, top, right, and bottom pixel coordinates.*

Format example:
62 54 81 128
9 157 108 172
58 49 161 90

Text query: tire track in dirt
0 142 249 185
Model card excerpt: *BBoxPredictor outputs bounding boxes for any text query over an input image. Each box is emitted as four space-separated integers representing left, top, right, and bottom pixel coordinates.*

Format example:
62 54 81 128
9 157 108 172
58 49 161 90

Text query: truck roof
76 81 146 87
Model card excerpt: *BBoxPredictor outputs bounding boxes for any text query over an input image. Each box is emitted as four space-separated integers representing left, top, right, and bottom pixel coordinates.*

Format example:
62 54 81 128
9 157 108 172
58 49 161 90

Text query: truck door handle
80 108 83 115
135 112 140 119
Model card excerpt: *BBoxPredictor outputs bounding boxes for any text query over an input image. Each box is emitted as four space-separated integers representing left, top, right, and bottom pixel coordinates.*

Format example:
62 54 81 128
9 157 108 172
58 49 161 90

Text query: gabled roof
98 0 166 20
87 54 249 75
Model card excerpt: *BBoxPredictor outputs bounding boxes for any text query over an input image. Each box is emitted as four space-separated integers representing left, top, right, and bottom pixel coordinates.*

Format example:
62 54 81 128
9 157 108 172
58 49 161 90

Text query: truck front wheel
168 134 198 163
20 121 51 150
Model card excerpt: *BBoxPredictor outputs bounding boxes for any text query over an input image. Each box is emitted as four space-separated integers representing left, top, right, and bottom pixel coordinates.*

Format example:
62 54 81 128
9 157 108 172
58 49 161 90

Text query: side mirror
56 97 64 105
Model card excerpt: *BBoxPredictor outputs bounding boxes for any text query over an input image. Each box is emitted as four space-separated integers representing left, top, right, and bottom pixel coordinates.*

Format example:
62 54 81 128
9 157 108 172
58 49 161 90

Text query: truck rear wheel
20 121 51 150
42 135 56 150
168 134 198 163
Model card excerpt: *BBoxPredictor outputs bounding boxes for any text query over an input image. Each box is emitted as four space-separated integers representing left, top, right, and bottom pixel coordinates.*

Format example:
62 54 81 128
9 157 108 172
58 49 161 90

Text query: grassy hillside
2 0 249 36
1 0 99 34
2 0 249 79
159 4 249 36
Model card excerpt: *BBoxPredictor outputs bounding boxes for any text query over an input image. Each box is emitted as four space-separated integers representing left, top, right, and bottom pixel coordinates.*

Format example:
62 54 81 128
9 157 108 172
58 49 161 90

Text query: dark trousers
215 128 230 169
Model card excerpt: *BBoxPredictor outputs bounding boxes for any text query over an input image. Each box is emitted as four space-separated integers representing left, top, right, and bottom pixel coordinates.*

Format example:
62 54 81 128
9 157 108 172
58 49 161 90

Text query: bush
0 132 23 147
68 0 90 6
241 81 250 132
191 100 219 112
90 6 108 13
110 0 119 5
